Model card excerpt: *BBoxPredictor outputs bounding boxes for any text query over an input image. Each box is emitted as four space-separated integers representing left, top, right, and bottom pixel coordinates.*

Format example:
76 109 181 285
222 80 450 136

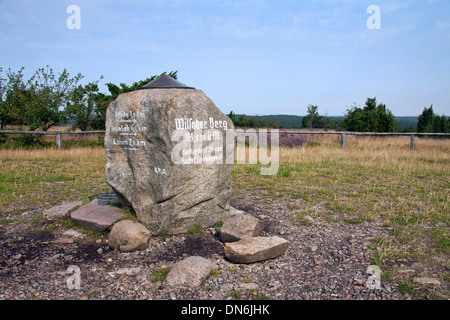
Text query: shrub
279 133 310 147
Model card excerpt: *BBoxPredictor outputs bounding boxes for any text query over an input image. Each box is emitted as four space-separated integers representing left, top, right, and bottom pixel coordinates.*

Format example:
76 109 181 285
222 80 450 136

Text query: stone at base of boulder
166 256 216 288
224 236 289 264
108 220 151 252
218 213 264 242
70 199 124 231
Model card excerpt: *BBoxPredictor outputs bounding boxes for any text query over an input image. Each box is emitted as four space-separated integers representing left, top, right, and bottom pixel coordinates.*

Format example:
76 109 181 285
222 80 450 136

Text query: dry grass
0 147 109 215
0 135 448 299
233 134 449 299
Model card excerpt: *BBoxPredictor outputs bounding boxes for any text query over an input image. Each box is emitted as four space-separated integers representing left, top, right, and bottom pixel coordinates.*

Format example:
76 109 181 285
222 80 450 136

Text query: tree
27 66 89 131
236 114 248 127
343 97 397 132
0 67 30 128
227 111 236 125
0 67 180 132
417 105 435 133
343 103 365 132
302 105 325 129
417 105 450 133
375 103 397 132
0 66 94 131
105 71 178 100
65 79 103 131
441 115 449 133
67 71 178 130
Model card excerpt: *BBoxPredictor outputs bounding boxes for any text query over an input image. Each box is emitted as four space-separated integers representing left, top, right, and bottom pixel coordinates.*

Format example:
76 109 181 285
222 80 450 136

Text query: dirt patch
146 234 225 263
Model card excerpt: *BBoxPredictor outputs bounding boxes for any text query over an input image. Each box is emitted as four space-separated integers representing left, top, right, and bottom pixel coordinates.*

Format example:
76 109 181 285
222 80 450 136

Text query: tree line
227 112 281 129
417 105 449 133
0 66 177 131
229 98 449 133
1 66 448 134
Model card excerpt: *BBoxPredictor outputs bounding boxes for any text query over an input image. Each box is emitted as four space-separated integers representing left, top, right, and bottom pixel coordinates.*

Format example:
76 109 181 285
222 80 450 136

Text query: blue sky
1 0 449 116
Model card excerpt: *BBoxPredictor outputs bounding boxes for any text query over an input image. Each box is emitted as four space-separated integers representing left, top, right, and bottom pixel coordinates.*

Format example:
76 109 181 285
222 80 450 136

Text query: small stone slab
62 229 85 239
70 199 124 231
414 277 441 286
43 201 83 221
108 267 142 277
218 213 264 242
224 236 289 264
166 256 215 288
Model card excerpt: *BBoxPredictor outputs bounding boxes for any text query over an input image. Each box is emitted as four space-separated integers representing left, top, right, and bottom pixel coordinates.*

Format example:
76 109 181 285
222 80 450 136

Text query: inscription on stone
110 110 148 151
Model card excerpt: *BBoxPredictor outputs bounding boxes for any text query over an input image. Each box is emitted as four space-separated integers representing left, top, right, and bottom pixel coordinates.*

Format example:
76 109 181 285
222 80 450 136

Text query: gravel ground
0 192 406 301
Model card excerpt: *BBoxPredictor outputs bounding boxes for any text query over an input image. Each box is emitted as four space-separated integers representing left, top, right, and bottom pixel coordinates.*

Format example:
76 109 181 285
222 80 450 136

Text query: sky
0 0 449 116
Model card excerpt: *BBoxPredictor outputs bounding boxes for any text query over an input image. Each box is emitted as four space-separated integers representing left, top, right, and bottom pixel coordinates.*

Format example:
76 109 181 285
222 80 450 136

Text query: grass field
0 134 448 299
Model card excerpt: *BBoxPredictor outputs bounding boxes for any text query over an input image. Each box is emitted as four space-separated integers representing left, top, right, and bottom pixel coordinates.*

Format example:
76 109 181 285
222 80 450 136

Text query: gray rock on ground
224 236 290 264
43 201 83 221
218 213 264 242
108 220 151 252
166 256 216 288
414 277 441 286
229 206 246 216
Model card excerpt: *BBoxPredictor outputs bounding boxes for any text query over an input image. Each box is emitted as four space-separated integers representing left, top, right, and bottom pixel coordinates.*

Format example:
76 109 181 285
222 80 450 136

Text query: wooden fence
0 130 449 150
0 130 104 149
280 131 450 150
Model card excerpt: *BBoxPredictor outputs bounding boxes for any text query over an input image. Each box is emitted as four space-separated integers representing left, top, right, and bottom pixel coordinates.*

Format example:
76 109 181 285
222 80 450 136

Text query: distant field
0 134 448 299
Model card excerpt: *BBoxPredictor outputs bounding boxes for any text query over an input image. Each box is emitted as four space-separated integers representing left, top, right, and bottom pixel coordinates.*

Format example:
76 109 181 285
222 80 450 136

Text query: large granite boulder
105 80 234 236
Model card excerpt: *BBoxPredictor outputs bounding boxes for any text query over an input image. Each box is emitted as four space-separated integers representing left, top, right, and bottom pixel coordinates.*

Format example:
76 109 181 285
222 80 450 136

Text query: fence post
56 133 62 149
340 133 347 149
410 135 415 151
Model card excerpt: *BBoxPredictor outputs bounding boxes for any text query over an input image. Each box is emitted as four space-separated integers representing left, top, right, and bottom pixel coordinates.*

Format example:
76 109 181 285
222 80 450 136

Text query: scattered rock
108 267 142 277
398 269 415 274
220 283 234 293
229 206 245 216
303 215 315 224
70 199 124 231
62 229 85 239
414 277 441 286
239 282 260 290
52 238 73 244
218 213 264 242
43 201 83 221
12 254 22 260
166 256 215 288
224 236 290 264
108 220 151 252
